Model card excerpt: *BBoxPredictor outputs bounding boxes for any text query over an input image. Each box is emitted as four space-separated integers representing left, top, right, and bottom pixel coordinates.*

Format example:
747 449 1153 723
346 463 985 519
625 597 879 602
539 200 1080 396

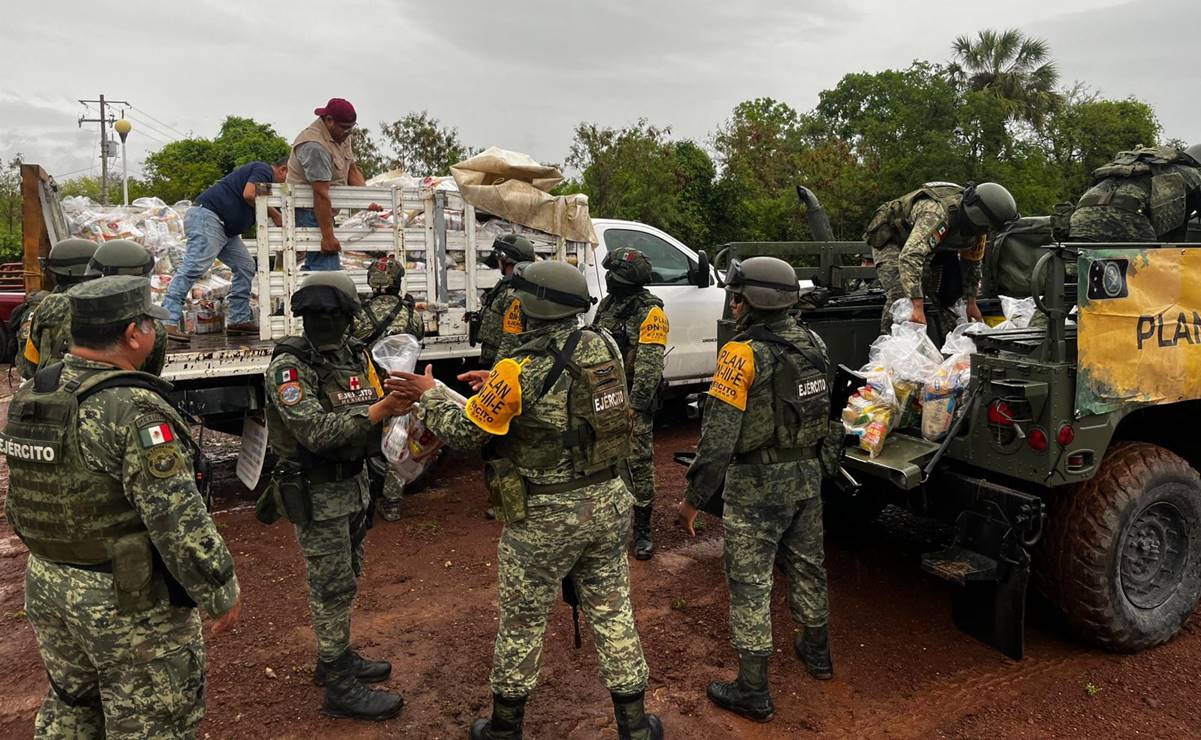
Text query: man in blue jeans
163 158 288 337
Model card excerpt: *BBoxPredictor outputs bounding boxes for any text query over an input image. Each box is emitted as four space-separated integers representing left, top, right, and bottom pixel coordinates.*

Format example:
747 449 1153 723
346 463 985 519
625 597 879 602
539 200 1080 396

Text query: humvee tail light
1057 424 1075 446
988 399 1015 426
1027 427 1049 453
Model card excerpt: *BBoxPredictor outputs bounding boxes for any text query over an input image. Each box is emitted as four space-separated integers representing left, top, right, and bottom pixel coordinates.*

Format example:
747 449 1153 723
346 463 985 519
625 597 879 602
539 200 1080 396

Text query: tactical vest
864 183 976 252
3 365 190 565
1078 147 1201 237
287 118 355 186
595 290 664 373
356 293 413 346
732 323 831 457
499 329 632 477
267 336 381 468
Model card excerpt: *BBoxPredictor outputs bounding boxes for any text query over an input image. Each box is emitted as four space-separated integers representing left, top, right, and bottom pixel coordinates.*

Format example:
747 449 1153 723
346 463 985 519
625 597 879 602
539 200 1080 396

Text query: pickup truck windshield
604 228 692 284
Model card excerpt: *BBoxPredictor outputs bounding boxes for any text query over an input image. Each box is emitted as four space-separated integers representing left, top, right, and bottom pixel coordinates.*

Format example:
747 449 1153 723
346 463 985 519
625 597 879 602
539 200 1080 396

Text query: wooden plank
20 164 53 293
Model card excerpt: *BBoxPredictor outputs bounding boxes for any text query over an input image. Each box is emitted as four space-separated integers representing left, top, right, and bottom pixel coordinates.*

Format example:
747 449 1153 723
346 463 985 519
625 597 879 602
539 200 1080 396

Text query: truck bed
163 334 276 382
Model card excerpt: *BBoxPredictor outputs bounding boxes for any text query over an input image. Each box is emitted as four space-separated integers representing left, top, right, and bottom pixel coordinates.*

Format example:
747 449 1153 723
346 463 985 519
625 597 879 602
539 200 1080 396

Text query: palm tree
949 29 1060 126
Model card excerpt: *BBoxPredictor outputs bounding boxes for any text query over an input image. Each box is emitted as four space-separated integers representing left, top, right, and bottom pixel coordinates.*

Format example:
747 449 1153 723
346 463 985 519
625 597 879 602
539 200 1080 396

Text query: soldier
263 271 407 721
864 182 1018 339
677 257 842 723
351 254 425 522
1070 144 1201 242
388 261 662 740
472 234 536 368
17 238 98 379
2 275 241 737
593 247 668 560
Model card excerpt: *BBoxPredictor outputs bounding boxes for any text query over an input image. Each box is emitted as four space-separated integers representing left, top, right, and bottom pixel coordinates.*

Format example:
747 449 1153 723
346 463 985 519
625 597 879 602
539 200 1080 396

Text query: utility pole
78 94 130 205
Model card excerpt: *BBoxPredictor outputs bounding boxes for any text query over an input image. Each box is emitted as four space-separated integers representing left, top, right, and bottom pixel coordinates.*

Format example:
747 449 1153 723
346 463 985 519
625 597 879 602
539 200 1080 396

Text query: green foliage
58 175 155 204
142 115 288 204
378 111 466 176
352 127 388 180
0 155 22 261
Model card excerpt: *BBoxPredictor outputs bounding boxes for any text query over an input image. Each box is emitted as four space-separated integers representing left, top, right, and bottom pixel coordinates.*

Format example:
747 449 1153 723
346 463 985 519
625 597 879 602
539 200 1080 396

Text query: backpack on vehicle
982 216 1054 298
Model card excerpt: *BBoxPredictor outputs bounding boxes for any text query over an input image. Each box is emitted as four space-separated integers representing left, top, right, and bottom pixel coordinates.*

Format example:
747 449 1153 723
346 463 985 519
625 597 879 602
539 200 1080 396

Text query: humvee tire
1036 442 1201 652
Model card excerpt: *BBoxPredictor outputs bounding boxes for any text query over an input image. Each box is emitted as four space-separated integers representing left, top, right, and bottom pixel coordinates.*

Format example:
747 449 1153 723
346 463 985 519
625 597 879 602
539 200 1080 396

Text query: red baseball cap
314 98 357 124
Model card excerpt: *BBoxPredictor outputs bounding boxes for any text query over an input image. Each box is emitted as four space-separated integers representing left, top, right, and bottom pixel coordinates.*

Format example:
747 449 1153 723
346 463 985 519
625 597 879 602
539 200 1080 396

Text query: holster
275 459 312 525
483 458 527 525
111 532 160 614
467 311 482 347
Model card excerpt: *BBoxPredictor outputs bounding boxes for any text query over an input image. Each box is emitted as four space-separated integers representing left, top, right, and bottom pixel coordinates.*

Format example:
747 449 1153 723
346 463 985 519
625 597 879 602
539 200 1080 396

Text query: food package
992 295 1037 331
920 353 972 441
841 366 899 458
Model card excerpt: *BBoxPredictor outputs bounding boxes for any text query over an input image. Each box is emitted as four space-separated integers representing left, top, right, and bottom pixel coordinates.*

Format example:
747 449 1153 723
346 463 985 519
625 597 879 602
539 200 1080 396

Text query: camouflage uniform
23 289 168 379
418 319 649 698
351 294 425 345
685 313 835 655
5 345 238 738
477 277 523 367
1070 147 1201 242
14 289 54 379
593 290 667 509
265 338 380 663
865 186 985 336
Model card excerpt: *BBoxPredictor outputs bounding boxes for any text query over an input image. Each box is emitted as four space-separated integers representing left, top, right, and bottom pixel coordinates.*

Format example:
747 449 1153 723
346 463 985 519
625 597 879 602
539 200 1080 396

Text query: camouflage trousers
872 244 905 335
1069 206 1158 242
25 556 206 739
295 508 368 661
491 478 649 697
722 459 829 655
629 410 656 509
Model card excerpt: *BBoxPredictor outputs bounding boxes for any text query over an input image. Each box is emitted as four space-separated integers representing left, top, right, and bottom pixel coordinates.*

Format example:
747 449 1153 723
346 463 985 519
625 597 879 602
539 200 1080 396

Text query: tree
142 116 288 204
0 155 22 260
352 127 388 180
949 29 1060 128
378 111 467 176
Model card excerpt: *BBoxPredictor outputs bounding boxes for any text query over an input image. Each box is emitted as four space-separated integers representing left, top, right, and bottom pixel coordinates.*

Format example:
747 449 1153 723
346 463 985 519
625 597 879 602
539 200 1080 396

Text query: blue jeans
295 209 342 271
163 207 255 325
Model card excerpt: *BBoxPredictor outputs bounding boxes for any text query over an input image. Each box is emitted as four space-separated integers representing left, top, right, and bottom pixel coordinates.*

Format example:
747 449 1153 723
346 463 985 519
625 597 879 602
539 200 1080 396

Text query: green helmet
291 271 361 315
484 234 536 269
961 182 1018 231
88 239 155 277
44 238 99 279
722 256 799 310
602 247 653 286
366 255 404 292
1184 143 1201 167
513 261 593 320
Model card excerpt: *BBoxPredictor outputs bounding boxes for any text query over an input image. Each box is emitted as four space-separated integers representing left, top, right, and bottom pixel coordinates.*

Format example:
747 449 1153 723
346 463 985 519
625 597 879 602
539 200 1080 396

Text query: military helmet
366 255 405 291
88 239 155 277
43 238 99 278
1184 143 1201 167
484 234 536 269
721 256 799 310
513 261 593 320
961 182 1019 231
291 271 361 315
602 247 653 286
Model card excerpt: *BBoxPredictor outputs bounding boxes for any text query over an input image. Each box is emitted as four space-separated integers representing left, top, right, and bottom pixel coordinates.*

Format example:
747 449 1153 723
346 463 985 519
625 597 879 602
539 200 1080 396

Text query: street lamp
114 117 132 206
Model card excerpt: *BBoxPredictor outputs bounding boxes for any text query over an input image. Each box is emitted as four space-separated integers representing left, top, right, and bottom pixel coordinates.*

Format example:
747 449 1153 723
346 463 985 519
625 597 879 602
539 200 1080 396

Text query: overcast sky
2 0 1196 185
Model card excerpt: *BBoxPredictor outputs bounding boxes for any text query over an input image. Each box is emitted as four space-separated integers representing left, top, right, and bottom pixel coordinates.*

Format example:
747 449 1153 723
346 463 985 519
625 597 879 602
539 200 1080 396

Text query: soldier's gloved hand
211 598 242 636
676 500 699 537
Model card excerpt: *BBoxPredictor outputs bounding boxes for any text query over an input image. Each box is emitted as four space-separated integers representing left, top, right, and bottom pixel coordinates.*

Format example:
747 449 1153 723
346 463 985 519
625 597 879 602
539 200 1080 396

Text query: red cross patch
349 376 361 391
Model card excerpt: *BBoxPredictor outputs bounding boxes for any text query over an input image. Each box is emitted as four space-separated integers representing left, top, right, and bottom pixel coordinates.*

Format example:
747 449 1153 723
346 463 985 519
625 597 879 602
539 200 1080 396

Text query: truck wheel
1035 442 1201 652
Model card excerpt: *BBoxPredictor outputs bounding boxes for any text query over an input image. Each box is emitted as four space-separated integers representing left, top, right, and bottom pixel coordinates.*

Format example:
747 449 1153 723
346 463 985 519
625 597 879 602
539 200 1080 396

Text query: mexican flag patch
138 423 175 448
277 367 298 383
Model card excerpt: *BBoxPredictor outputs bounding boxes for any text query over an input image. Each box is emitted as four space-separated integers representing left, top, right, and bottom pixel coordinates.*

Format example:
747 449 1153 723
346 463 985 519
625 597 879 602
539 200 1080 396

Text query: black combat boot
633 505 654 560
707 652 774 722
794 624 833 680
314 649 392 686
612 689 664 740
469 694 526 740
320 650 403 721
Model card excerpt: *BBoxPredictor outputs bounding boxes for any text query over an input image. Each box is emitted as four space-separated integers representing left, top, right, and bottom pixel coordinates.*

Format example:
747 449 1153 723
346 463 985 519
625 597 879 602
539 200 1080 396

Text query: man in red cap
287 98 368 270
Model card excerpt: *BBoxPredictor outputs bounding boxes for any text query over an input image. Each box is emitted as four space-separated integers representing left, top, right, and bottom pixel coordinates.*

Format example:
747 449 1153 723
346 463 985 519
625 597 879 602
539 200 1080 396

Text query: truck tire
1035 442 1201 652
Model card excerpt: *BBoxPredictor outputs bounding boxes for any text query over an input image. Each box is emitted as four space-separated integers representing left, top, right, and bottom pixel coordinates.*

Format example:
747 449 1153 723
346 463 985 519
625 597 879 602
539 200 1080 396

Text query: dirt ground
1 388 1200 738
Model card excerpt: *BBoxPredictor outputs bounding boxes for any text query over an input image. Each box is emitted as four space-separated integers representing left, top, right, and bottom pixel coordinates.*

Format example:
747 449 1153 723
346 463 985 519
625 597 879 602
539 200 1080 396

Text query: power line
123 112 177 145
78 94 129 205
129 105 190 139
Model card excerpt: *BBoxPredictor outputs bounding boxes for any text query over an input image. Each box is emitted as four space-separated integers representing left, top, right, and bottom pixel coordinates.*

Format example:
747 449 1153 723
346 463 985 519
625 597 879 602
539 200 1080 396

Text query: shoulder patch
145 444 186 479
502 298 524 335
708 341 756 411
638 305 669 345
926 220 949 249
276 366 299 384
23 337 40 364
278 381 303 406
464 357 524 434
137 421 176 448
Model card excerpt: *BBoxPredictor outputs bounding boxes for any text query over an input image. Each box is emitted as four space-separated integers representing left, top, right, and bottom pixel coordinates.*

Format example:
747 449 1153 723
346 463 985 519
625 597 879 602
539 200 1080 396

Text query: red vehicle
0 261 26 361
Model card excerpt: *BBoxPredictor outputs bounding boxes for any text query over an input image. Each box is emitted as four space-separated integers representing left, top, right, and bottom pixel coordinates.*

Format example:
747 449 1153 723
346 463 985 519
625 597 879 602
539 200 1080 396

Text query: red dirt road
1 406 1199 738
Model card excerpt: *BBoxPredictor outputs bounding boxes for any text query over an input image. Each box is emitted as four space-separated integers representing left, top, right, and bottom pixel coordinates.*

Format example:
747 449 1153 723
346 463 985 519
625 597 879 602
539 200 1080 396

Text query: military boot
795 624 833 680
319 651 403 721
612 689 663 740
633 505 654 560
376 496 402 522
469 693 526 740
314 649 392 686
707 652 774 722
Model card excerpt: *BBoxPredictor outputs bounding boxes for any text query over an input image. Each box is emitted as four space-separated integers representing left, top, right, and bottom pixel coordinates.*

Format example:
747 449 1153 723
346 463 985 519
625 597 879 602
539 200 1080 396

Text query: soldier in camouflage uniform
2 275 241 738
26 239 171 378
17 238 99 379
1070 144 1201 242
473 234 536 368
593 247 668 560
352 255 425 522
263 271 407 721
678 257 843 723
388 261 662 740
864 182 1018 340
